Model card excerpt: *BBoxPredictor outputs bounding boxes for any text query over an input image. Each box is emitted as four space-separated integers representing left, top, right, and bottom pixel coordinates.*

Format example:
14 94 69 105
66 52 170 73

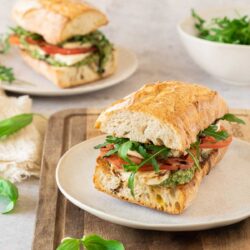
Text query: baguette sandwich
93 81 245 214
9 0 116 88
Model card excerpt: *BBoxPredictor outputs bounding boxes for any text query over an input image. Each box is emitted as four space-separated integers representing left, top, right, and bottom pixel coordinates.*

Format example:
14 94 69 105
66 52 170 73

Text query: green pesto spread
160 166 196 187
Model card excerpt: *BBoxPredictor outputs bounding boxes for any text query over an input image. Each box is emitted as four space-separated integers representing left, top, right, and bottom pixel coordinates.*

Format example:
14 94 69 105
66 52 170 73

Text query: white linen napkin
0 94 46 182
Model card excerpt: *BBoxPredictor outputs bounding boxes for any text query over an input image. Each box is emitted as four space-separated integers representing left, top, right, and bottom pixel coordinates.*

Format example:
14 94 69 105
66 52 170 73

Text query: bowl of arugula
178 8 250 85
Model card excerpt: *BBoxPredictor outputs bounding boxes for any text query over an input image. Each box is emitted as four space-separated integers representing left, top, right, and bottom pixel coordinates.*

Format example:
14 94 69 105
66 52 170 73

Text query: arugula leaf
201 125 229 141
128 172 136 196
56 235 124 250
0 113 33 139
0 178 19 214
118 140 135 165
186 149 200 170
220 113 245 124
0 65 15 83
0 34 10 54
192 10 250 45
10 26 42 41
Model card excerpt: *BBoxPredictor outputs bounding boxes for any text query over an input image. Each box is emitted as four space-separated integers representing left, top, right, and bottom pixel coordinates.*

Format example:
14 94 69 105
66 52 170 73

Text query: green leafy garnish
0 113 33 139
192 9 250 45
201 124 229 141
0 178 19 214
57 235 124 250
65 30 113 73
0 65 15 83
219 113 246 124
10 26 43 41
0 34 10 54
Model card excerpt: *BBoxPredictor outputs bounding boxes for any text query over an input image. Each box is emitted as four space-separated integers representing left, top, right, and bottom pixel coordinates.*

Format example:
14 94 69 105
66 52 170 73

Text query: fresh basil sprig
0 113 34 139
0 178 19 214
57 235 124 250
0 34 10 54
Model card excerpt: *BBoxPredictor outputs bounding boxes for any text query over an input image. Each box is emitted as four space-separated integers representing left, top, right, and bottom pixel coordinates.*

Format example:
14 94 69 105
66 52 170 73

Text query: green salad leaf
0 178 19 214
56 235 124 250
192 9 250 45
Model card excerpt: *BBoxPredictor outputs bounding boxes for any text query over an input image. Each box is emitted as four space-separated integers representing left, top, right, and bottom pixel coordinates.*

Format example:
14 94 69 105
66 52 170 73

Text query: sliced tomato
200 135 232 149
99 146 194 171
41 44 96 55
9 35 95 55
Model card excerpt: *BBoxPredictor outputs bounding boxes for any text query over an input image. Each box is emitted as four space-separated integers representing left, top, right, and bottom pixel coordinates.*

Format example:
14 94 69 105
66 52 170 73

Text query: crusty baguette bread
12 0 108 44
93 146 228 214
95 82 228 151
20 49 117 88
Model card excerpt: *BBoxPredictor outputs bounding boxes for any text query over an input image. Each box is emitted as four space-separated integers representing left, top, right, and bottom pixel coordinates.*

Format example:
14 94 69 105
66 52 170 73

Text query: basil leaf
0 113 33 139
56 238 81 250
220 113 245 124
82 234 124 250
201 125 229 141
128 172 136 197
0 178 19 214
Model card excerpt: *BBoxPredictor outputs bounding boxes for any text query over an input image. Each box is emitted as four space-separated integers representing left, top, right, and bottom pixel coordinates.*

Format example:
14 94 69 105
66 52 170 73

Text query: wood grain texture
32 108 250 250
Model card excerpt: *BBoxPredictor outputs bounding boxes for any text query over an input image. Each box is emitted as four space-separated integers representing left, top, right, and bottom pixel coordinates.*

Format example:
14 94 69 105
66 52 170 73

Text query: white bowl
178 8 250 86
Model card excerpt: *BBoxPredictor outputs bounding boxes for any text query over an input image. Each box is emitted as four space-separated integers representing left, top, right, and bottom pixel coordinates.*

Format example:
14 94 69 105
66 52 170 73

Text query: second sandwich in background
10 0 116 88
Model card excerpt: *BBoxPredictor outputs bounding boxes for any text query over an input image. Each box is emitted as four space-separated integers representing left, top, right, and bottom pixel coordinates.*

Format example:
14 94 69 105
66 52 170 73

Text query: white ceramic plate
0 46 137 96
56 135 250 231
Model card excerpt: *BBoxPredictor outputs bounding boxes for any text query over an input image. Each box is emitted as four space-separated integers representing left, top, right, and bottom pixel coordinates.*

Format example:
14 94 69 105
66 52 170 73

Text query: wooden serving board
32 109 250 250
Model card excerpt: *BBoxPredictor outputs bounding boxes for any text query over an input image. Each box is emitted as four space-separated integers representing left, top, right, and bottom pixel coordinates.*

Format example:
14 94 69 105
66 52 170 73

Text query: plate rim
56 135 250 231
1 46 138 97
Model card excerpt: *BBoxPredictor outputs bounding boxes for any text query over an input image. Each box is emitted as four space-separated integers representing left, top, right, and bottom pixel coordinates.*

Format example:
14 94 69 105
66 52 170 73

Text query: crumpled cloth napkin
0 92 46 182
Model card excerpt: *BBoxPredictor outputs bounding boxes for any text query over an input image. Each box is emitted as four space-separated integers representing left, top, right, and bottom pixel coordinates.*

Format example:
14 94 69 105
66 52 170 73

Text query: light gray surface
0 0 250 249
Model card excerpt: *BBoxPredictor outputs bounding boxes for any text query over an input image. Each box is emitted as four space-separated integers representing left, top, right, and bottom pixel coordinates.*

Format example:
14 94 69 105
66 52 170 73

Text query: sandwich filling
95 113 244 195
8 26 113 74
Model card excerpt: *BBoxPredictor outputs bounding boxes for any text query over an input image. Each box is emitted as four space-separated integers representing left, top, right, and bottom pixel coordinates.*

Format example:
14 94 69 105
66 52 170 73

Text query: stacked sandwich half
93 81 245 214
10 0 116 88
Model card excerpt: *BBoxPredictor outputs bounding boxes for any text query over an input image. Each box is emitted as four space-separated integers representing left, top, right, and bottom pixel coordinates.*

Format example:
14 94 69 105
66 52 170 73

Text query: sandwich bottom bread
93 146 228 214
20 50 117 88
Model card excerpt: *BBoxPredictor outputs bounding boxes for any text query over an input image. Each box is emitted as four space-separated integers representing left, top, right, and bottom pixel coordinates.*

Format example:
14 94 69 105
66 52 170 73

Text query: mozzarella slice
53 53 91 66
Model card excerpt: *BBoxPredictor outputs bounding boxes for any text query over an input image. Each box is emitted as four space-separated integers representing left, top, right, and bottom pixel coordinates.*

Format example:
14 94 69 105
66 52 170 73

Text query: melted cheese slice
53 53 91 66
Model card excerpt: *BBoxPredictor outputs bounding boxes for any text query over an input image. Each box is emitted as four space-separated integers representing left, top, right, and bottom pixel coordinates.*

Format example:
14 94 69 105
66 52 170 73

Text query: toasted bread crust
95 82 228 151
20 49 117 88
93 146 228 214
12 0 108 44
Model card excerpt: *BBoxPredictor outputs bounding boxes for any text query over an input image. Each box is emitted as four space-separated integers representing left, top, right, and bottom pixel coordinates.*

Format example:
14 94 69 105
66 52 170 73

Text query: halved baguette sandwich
9 0 116 88
93 81 245 214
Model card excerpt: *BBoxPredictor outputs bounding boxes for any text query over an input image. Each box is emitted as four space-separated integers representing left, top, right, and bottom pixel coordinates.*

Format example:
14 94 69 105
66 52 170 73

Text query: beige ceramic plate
0 46 137 96
56 135 250 231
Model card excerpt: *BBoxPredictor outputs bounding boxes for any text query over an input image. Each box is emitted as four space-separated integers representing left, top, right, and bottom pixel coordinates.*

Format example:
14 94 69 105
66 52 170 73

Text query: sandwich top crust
12 0 108 44
95 81 229 151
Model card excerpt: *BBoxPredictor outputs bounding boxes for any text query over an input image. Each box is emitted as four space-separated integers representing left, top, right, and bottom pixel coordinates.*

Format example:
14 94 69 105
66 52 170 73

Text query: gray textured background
0 0 250 249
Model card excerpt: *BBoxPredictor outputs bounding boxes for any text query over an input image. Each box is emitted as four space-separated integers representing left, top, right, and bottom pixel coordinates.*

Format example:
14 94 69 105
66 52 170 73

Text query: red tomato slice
41 45 96 55
200 135 232 149
9 35 95 55
99 146 194 171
